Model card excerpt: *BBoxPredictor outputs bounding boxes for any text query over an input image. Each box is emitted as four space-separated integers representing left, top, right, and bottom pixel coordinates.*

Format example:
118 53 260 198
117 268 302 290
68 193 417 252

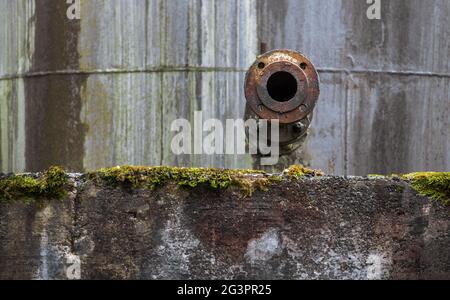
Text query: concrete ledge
0 172 449 280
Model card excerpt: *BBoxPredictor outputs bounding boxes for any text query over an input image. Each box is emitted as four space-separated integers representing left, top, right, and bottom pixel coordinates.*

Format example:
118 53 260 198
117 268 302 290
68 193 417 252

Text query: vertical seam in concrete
159 0 166 165
344 76 349 176
144 1 149 67
70 177 83 260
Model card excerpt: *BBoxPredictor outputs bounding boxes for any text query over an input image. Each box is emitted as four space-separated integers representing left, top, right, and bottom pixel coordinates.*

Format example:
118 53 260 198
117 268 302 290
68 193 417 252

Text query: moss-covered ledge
0 166 69 203
1 166 449 205
87 165 276 197
402 172 450 206
0 165 323 203
367 172 450 206
0 165 449 280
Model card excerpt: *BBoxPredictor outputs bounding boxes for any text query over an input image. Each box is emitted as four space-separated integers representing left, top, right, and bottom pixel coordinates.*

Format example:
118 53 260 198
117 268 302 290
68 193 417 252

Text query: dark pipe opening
266 71 298 102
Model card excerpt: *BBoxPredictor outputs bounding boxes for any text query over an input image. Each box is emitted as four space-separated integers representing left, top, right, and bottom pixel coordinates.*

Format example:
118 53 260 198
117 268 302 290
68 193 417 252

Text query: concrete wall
0 172 449 279
0 0 449 175
257 0 450 175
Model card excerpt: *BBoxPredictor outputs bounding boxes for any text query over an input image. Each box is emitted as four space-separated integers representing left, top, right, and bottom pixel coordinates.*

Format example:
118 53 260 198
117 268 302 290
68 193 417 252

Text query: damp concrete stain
369 86 411 174
256 0 288 49
25 0 87 172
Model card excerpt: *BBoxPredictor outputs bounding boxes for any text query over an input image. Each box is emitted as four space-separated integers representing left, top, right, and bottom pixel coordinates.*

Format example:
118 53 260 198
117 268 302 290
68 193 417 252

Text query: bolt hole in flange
300 62 307 69
258 62 265 69
266 71 298 102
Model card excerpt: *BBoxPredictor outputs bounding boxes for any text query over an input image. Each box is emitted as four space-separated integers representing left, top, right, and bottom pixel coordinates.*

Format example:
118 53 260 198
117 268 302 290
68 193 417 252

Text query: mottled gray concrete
0 173 448 280
1 0 449 175
257 0 450 175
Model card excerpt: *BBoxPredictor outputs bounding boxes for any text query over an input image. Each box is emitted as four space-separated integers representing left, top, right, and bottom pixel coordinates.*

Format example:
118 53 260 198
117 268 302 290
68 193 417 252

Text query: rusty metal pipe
244 49 320 153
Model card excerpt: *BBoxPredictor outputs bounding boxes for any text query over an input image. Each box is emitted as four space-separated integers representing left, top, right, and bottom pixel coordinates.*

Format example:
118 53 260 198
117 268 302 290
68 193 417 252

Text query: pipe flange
245 49 320 124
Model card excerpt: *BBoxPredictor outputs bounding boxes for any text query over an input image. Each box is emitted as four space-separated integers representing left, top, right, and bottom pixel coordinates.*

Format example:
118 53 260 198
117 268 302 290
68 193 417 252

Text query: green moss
233 175 282 197
88 165 280 197
402 172 450 205
0 166 69 203
285 165 324 179
367 174 385 178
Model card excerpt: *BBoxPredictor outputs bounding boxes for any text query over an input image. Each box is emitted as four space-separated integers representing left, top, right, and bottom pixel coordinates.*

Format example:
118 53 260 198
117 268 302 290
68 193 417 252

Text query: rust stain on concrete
183 183 325 263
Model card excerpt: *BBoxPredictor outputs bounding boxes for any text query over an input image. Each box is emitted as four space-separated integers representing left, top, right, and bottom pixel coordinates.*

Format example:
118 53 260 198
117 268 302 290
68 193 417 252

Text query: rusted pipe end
245 49 320 124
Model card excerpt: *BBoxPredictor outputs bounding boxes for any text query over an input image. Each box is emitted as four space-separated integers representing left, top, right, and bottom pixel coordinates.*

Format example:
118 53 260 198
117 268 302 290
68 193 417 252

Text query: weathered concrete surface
0 174 448 280
257 0 450 175
0 0 257 172
1 0 449 174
